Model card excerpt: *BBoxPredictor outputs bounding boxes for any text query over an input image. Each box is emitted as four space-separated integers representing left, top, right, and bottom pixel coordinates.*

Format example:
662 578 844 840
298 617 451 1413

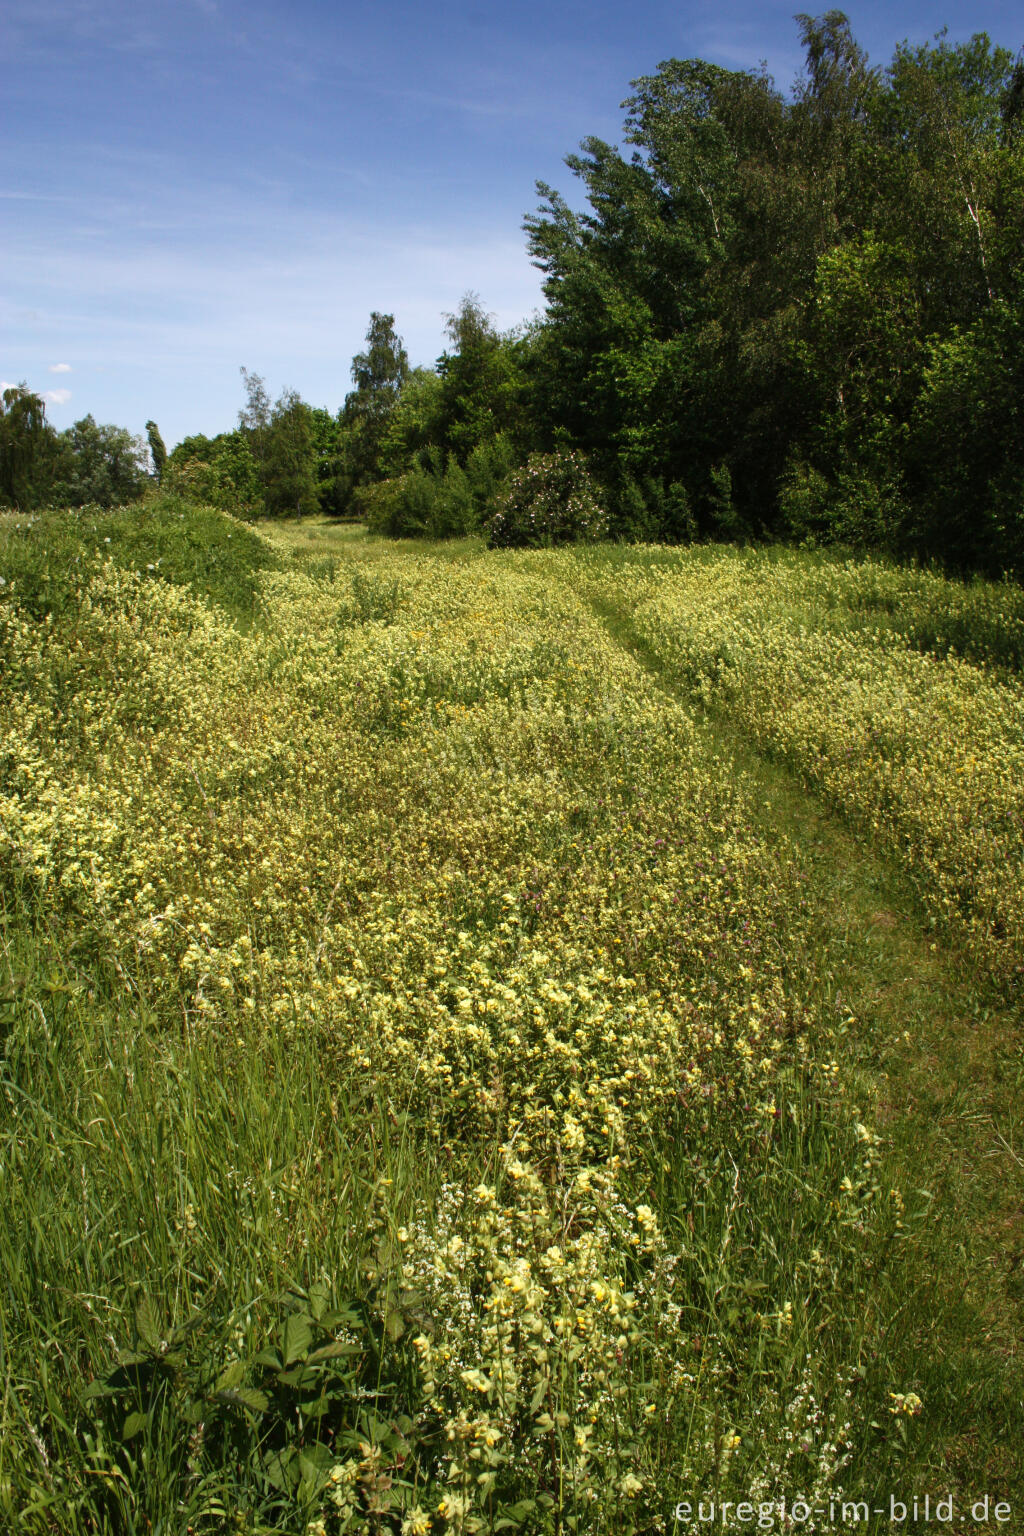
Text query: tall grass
1 508 1020 1530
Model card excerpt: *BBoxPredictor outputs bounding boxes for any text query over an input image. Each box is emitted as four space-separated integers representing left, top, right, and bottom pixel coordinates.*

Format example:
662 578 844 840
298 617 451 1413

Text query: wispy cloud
45 388 73 404
49 362 72 373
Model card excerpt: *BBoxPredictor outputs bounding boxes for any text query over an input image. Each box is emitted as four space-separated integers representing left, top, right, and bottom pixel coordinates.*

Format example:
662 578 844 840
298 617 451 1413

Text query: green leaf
135 1295 163 1352
282 1313 313 1366
384 1308 405 1342
83 1380 116 1401
307 1281 329 1320
306 1340 361 1364
122 1411 148 1440
214 1360 246 1393
215 1386 269 1414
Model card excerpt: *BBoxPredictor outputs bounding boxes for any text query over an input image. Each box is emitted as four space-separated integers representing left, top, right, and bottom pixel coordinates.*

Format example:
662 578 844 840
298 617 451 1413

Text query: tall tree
436 294 527 463
339 313 410 498
261 389 320 516
51 416 148 507
145 420 167 484
238 367 272 476
0 386 55 509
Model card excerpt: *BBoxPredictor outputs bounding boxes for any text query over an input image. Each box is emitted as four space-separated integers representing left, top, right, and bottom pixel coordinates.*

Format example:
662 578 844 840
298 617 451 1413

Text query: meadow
0 502 1021 1534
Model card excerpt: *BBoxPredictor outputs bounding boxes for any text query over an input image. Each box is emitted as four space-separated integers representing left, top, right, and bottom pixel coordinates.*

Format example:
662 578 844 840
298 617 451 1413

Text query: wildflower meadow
0 503 1020 1533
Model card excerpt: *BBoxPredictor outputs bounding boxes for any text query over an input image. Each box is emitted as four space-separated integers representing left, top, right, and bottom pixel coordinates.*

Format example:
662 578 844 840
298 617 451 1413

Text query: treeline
520 12 1024 573
0 393 151 511
3 13 1023 573
203 12 1024 573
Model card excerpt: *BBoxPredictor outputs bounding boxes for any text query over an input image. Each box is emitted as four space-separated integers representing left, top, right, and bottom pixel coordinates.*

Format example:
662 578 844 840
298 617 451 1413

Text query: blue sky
2 0 1021 448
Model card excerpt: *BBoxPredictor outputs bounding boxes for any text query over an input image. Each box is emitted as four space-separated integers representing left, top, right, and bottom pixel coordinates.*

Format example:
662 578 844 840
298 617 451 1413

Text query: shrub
361 467 438 537
164 435 261 516
488 450 609 549
363 448 509 540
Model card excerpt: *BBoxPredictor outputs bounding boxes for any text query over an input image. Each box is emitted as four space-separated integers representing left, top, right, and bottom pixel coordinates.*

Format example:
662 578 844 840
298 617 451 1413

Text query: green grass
0 495 278 630
0 509 1021 1531
589 571 1024 1509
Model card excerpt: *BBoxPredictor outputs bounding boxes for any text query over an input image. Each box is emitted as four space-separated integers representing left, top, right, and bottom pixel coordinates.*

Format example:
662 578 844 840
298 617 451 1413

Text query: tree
436 294 527 462
51 416 148 507
238 367 272 475
338 313 410 500
145 420 167 484
261 389 320 516
164 430 261 513
0 385 56 509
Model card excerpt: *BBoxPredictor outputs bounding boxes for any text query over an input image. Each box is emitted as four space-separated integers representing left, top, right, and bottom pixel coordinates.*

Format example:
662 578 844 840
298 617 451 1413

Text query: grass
0 508 1021 1532
588 579 1024 1506
0 495 278 630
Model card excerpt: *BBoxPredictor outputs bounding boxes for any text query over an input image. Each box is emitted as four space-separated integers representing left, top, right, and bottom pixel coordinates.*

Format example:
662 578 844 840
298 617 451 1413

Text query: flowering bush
488 451 608 548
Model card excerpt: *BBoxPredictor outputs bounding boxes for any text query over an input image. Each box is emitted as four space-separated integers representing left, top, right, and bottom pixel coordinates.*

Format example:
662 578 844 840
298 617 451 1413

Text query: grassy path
589 589 1024 1507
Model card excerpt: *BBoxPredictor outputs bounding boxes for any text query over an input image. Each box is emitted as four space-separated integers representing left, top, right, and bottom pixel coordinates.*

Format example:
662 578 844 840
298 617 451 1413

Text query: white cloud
45 388 72 405
49 361 72 373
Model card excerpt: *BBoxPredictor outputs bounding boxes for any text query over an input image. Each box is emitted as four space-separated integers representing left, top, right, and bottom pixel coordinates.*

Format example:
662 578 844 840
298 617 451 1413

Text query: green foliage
363 436 516 541
81 1282 424 1524
165 431 261 515
521 14 1024 570
361 465 439 537
261 388 321 517
50 415 149 508
0 386 56 509
488 449 609 548
435 294 528 465
906 298 1024 572
0 496 276 627
145 420 167 484
333 313 411 515
377 367 445 482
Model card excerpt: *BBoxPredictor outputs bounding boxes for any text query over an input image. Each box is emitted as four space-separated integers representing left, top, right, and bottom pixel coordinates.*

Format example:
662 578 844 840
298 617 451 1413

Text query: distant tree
0 385 56 509
238 367 272 475
436 293 526 462
261 389 320 516
51 415 148 507
338 312 410 501
145 420 167 484
165 430 261 513
377 367 445 480
308 406 348 516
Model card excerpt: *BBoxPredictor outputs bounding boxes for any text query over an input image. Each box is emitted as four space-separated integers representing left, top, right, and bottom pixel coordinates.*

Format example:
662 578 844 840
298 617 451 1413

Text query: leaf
366 1412 392 1443
83 1380 116 1401
307 1280 329 1320
252 1347 282 1370
214 1360 246 1393
282 1313 313 1366
134 1295 162 1353
306 1340 361 1364
384 1308 405 1342
122 1411 148 1440
215 1386 269 1414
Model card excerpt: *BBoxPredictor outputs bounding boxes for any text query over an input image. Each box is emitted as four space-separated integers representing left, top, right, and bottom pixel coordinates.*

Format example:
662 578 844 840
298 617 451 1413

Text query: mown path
590 591 1024 1510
